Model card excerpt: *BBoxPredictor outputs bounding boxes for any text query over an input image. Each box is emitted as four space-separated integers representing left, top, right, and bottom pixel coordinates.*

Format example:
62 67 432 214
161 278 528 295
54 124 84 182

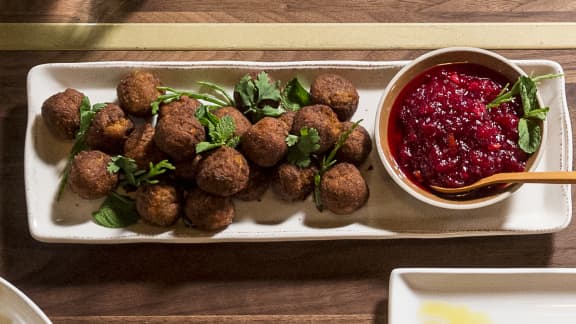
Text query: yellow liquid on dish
420 301 490 324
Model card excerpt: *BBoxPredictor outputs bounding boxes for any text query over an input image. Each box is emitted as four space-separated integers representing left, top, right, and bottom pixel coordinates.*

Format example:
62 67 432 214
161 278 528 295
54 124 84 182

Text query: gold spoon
430 171 576 194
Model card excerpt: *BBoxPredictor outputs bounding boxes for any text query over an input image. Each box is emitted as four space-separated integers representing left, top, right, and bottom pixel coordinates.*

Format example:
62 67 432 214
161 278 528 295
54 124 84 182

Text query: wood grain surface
1 1 576 323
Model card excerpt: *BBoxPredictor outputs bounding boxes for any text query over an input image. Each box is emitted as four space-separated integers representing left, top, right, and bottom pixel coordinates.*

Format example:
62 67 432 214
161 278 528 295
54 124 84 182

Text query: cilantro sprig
285 127 320 168
234 72 285 122
150 86 229 115
56 97 106 199
107 156 175 187
194 105 240 154
487 73 562 154
313 120 361 211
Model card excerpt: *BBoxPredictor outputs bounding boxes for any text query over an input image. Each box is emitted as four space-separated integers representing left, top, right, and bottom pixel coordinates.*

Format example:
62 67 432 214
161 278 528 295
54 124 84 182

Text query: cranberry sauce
389 63 528 189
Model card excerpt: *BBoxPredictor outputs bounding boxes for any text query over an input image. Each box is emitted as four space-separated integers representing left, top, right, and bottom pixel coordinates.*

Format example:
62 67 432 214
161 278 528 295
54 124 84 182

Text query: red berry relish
388 63 528 189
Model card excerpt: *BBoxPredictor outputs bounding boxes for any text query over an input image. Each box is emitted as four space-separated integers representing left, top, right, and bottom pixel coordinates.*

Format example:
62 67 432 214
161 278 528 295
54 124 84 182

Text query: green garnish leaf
518 118 542 154
56 98 106 200
195 112 239 154
108 156 174 187
92 192 139 228
140 160 176 185
285 134 298 147
197 81 235 107
234 71 285 122
313 120 361 211
281 77 311 111
286 127 321 168
150 86 228 115
255 72 282 103
524 107 550 120
487 74 562 154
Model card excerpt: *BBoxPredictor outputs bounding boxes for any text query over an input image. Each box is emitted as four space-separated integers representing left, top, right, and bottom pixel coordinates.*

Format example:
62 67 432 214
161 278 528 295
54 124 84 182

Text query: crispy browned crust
196 146 250 197
234 162 271 201
320 163 369 215
136 183 181 227
117 70 163 117
241 117 288 167
41 88 84 140
336 122 373 166
86 103 134 155
184 188 235 231
68 150 118 200
154 110 206 161
158 95 201 119
272 163 317 202
310 73 359 122
124 122 168 170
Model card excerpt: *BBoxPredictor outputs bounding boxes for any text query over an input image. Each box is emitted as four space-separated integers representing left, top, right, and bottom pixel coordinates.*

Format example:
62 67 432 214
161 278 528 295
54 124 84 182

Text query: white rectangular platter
25 60 572 243
389 268 576 324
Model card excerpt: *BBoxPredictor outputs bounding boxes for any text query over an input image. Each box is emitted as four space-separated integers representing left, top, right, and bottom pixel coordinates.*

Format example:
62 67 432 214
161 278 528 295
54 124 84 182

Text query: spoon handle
431 171 576 194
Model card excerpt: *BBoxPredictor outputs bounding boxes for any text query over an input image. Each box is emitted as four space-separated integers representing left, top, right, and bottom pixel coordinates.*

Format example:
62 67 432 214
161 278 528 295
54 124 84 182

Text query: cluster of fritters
40 70 372 231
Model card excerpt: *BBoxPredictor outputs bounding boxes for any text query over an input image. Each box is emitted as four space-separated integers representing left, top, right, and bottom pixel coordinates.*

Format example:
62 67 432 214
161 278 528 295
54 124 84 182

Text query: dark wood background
1 1 575 323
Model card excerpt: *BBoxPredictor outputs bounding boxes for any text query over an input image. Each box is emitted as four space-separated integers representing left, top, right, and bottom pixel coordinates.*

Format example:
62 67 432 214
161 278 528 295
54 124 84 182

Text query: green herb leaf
195 109 239 154
234 74 257 108
196 142 223 154
109 156 174 187
281 78 311 111
285 134 298 147
487 74 561 154
108 155 140 186
197 81 235 107
151 87 228 115
518 118 541 154
518 76 538 115
92 192 139 228
313 173 323 211
524 107 550 120
255 72 282 103
286 127 321 168
234 72 285 122
137 160 176 185
313 120 361 211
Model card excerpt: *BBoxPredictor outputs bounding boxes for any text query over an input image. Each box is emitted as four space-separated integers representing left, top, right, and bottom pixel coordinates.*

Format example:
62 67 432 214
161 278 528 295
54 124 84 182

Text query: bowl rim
374 47 548 210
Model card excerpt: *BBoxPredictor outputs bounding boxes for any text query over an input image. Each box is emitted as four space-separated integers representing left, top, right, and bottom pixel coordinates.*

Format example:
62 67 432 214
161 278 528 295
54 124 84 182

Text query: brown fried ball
184 188 235 231
320 163 369 215
154 109 206 161
117 70 163 117
336 122 373 166
272 163 317 202
213 106 252 138
196 146 249 197
241 117 289 167
310 73 359 121
68 150 118 200
277 110 296 131
174 155 202 183
136 183 181 227
158 95 201 119
291 105 340 154
86 103 134 155
234 163 271 201
41 88 84 140
123 123 168 170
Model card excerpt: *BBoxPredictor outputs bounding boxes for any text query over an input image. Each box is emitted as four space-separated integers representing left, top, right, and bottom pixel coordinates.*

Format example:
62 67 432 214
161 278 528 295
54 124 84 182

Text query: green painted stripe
0 22 575 50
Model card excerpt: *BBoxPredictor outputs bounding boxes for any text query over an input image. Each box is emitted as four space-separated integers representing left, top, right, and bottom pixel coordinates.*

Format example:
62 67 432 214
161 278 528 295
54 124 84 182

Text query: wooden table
1 1 575 323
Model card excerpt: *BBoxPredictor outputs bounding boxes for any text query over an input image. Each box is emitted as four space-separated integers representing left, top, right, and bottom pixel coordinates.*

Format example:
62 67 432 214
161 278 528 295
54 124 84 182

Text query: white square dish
389 268 576 324
25 60 572 243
